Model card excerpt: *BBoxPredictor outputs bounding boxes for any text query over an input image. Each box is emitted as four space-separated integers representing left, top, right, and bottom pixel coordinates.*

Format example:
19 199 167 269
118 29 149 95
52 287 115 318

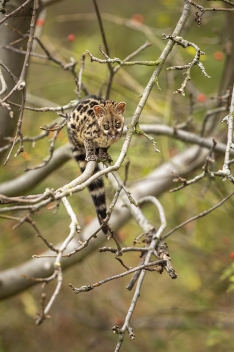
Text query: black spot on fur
89 179 103 192
91 193 106 207
88 109 94 115
76 104 83 112
74 153 85 162
90 101 98 108
81 105 88 113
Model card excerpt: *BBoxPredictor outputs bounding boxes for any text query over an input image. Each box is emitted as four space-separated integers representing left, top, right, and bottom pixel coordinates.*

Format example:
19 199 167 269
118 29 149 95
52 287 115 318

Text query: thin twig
0 0 33 25
163 191 234 239
69 259 167 294
6 100 77 112
92 0 113 99
123 159 130 186
76 54 85 99
113 41 152 74
0 60 18 83
25 120 67 171
34 196 80 324
170 139 217 192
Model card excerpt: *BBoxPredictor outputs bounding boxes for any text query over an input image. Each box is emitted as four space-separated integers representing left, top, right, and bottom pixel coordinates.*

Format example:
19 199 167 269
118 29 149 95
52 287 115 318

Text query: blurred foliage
1 0 234 351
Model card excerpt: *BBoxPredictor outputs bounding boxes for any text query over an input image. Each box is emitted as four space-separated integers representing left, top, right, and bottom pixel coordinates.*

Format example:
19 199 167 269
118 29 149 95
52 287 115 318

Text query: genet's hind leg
98 147 112 163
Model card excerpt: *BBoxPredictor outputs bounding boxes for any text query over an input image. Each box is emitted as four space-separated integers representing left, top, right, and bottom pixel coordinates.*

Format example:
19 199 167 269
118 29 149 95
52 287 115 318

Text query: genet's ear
116 102 126 115
94 105 105 118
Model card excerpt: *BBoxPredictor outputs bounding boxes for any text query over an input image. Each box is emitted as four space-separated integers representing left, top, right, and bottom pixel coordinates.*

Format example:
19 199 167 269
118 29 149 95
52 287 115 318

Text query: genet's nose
111 135 116 140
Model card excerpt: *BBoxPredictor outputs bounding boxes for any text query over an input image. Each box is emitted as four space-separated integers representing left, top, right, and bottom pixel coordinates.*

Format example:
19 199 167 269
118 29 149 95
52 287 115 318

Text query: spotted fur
67 95 126 234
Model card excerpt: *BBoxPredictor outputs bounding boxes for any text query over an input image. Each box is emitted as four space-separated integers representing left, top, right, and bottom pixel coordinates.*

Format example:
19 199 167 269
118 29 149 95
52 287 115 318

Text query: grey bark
0 1 35 156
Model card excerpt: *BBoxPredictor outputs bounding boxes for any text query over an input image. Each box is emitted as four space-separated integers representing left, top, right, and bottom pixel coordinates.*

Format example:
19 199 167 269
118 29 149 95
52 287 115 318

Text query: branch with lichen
163 34 210 96
135 123 160 153
213 84 234 182
86 45 161 67
34 195 80 325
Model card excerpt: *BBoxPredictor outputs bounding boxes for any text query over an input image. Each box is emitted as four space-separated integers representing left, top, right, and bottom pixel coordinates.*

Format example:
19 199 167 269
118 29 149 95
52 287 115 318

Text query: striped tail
71 146 108 235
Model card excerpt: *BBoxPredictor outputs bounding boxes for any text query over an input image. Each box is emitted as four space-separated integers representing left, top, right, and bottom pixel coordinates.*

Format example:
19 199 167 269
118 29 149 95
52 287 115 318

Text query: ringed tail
71 146 108 235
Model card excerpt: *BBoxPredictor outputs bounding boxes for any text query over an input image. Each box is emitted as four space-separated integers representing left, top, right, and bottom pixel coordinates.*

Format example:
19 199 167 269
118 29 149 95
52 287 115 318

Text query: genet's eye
104 124 110 130
115 122 121 128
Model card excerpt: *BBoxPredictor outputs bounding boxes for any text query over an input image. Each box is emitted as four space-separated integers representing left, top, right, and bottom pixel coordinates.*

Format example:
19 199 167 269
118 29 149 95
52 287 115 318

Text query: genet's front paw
99 152 113 163
85 154 98 161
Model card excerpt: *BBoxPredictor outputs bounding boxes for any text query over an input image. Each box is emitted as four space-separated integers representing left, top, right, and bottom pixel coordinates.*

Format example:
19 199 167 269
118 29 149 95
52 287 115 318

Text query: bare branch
222 85 234 168
0 66 7 95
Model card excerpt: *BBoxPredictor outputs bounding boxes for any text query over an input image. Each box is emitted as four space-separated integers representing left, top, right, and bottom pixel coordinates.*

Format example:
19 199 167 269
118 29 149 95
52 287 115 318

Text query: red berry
131 14 144 24
230 252 234 259
22 152 29 160
114 318 124 325
36 19 45 27
197 94 206 102
67 34 76 42
214 51 224 61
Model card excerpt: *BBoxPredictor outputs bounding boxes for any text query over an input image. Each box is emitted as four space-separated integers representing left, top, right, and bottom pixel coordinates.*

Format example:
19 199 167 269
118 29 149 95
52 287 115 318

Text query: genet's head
94 101 126 141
